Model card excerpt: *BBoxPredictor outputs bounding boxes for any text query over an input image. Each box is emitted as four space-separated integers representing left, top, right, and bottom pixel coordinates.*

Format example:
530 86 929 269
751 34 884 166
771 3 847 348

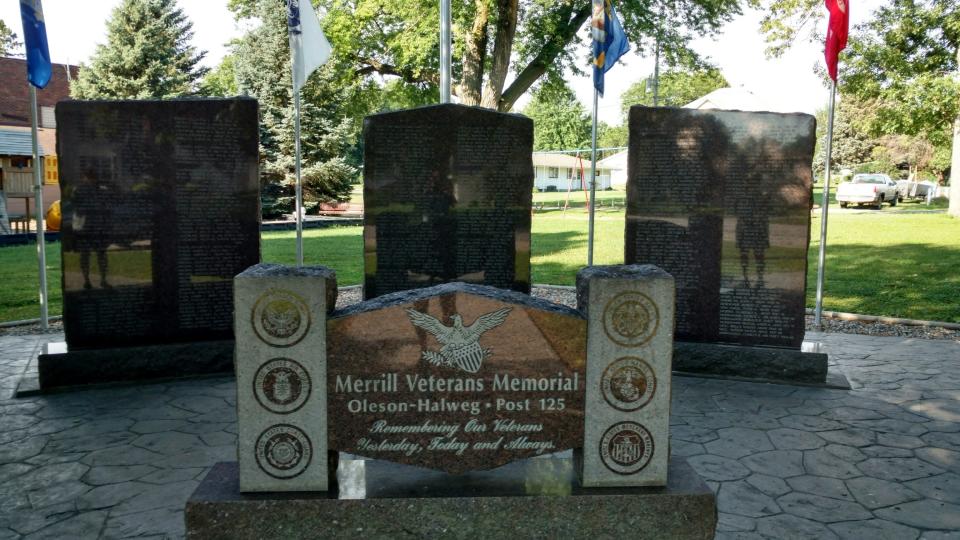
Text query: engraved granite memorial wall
362 104 533 299
626 107 815 349
56 99 260 349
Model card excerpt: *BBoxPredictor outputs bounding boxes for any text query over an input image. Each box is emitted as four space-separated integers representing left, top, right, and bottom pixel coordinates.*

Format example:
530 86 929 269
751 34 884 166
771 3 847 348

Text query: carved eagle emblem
405 307 512 373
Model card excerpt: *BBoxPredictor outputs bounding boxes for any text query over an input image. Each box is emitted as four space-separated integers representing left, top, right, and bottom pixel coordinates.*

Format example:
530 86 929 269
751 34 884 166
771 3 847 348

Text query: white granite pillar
234 263 336 492
577 264 675 487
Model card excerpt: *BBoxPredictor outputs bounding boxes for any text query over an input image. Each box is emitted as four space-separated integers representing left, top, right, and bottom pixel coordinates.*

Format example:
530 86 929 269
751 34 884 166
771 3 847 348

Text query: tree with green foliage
229 0 743 113
200 54 238 96
762 0 960 216
597 122 628 149
231 0 355 218
619 66 728 112
813 97 877 176
523 79 591 151
0 19 22 57
71 0 207 99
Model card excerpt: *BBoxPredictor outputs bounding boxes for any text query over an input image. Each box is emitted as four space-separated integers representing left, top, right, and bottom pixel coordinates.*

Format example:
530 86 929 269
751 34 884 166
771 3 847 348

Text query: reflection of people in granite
734 167 771 289
72 171 114 290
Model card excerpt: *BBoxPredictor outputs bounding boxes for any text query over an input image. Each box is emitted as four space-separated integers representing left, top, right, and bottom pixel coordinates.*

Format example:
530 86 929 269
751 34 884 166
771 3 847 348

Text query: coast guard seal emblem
601 356 656 411
252 289 311 347
603 292 659 347
254 358 311 414
600 421 654 475
405 307 512 373
255 424 312 479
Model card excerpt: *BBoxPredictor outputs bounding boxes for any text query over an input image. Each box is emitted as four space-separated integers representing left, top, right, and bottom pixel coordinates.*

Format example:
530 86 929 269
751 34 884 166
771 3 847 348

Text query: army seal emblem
602 291 659 347
600 421 654 475
601 356 656 411
255 424 312 479
405 307 512 373
252 289 311 347
254 358 311 414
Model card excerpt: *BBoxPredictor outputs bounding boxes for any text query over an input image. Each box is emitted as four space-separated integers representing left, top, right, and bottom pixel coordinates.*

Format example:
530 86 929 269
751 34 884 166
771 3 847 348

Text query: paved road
0 332 958 539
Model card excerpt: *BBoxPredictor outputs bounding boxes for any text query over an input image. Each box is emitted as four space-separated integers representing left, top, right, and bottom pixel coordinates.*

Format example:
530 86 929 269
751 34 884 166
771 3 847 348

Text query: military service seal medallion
255 424 312 479
601 356 656 411
602 291 659 347
254 358 311 414
599 421 654 475
252 289 311 347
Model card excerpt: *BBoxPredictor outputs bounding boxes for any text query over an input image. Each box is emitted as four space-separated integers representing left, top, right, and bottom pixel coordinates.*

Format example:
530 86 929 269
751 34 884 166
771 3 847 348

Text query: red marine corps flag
824 0 849 81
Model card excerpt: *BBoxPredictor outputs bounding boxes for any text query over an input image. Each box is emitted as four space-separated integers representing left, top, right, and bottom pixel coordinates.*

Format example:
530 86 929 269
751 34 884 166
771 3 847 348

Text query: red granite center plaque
327 284 586 474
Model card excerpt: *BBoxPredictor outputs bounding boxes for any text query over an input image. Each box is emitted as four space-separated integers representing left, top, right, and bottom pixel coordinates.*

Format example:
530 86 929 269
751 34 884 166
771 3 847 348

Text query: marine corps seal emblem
601 356 656 411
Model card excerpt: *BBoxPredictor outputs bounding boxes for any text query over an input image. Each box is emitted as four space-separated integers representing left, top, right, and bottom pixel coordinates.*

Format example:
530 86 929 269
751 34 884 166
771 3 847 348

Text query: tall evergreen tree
232 0 355 217
523 79 591 151
0 19 22 57
71 0 207 99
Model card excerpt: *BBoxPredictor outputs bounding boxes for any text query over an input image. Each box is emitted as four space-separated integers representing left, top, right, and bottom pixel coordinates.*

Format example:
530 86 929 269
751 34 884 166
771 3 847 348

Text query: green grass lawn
2 207 959 323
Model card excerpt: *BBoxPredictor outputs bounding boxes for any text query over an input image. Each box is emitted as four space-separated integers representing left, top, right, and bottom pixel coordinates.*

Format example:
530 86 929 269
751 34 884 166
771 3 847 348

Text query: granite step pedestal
34 340 234 391
185 457 717 540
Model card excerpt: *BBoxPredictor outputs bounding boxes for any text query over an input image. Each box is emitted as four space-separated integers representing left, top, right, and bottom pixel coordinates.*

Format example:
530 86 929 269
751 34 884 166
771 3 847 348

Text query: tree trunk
951 47 960 218
480 0 518 110
459 0 489 106
949 111 960 217
498 3 591 112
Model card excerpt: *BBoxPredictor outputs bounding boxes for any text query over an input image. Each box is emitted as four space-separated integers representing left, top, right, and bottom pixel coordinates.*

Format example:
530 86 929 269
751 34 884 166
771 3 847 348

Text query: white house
597 151 628 190
531 153 612 191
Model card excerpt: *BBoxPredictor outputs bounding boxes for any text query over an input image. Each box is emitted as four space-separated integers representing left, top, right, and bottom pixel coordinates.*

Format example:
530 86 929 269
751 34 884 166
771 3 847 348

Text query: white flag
287 0 332 92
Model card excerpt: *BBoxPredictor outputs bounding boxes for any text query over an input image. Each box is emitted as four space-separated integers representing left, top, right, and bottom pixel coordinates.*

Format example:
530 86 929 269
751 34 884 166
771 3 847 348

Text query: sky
0 0 882 125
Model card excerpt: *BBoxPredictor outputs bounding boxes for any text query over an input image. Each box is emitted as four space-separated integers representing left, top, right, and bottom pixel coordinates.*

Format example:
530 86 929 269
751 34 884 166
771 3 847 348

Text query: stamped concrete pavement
0 331 958 539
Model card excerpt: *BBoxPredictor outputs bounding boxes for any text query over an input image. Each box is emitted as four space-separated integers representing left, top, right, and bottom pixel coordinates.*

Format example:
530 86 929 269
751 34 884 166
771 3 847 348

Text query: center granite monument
624 106 829 384
362 104 533 298
185 105 716 539
33 98 260 390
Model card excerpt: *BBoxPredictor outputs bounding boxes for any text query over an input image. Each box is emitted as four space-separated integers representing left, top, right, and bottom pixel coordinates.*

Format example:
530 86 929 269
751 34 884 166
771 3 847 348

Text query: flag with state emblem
592 0 630 97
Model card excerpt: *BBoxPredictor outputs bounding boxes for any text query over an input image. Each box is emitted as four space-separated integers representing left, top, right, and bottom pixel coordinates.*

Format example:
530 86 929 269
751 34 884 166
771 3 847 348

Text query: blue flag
19 0 51 89
592 0 630 97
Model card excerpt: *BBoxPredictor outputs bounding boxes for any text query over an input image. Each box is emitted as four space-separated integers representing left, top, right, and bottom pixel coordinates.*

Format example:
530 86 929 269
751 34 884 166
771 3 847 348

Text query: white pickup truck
836 173 899 209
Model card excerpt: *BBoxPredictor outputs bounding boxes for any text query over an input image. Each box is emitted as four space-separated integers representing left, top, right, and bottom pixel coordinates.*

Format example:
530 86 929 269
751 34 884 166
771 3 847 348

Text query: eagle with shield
405 307 512 373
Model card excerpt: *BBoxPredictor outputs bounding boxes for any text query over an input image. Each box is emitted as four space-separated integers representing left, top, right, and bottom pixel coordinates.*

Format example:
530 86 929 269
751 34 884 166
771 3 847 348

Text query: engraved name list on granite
626 107 815 349
36 99 260 390
362 104 534 299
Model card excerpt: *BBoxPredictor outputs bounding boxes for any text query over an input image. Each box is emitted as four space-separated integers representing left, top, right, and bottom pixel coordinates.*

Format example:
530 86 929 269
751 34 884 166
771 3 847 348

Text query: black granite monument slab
37 98 260 389
362 104 533 299
625 106 827 382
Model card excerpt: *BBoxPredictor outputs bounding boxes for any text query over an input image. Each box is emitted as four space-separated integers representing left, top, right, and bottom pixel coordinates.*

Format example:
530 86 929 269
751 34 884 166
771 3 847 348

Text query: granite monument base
186 457 716 540
673 340 841 386
34 340 233 391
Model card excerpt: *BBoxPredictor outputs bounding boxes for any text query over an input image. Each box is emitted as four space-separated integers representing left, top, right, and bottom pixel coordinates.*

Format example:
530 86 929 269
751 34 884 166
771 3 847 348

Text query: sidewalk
0 331 958 539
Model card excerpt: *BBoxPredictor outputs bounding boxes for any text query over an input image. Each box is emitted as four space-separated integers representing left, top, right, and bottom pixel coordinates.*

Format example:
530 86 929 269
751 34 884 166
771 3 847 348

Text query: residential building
0 56 78 230
532 152 612 192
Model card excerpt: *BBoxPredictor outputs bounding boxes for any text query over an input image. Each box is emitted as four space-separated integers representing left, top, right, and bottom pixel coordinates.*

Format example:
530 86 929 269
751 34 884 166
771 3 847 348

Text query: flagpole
294 89 304 268
587 88 599 267
29 85 48 329
439 0 451 103
813 80 837 329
